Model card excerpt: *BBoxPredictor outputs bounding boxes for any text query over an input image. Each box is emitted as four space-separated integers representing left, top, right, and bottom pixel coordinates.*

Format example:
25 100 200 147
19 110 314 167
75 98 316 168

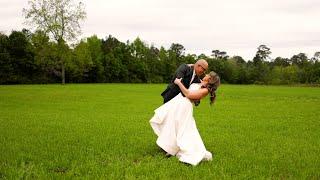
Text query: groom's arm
175 64 188 79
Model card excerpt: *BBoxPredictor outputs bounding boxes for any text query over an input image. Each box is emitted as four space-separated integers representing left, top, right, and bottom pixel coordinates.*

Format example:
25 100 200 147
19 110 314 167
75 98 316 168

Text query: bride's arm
174 78 209 100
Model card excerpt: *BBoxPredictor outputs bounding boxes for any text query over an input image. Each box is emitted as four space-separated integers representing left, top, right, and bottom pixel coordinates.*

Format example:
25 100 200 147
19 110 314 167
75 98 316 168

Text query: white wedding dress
150 83 212 166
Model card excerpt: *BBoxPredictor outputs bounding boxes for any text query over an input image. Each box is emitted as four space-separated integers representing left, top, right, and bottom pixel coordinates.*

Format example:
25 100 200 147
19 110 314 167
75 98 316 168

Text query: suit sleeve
175 64 188 79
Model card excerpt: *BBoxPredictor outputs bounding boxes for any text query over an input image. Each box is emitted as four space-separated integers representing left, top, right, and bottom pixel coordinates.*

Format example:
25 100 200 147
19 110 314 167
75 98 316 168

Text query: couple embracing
150 59 221 166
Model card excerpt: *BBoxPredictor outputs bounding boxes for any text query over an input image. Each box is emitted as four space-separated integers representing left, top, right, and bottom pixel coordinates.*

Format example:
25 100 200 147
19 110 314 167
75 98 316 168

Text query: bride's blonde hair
202 71 220 105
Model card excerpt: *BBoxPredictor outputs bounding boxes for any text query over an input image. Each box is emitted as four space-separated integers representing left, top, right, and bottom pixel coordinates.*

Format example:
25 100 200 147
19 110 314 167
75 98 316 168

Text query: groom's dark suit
161 64 201 104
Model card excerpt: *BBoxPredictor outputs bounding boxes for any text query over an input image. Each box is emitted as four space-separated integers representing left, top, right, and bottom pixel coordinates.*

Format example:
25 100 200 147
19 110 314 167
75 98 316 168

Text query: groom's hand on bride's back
189 98 200 106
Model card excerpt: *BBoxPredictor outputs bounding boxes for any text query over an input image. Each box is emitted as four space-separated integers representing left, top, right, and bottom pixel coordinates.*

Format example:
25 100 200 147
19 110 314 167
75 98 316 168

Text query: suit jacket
161 64 201 104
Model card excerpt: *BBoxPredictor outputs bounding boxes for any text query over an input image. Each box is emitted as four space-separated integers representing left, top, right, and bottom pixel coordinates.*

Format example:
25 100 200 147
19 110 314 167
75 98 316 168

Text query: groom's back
161 64 193 103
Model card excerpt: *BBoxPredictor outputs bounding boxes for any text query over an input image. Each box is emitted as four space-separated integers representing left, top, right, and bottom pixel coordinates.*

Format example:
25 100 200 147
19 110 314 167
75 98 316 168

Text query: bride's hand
200 79 204 85
174 78 182 85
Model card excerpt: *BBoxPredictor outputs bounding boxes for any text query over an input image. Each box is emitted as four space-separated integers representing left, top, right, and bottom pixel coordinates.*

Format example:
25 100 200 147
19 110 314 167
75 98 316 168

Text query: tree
101 35 131 82
31 30 58 82
147 45 163 83
170 43 185 57
7 30 36 83
158 47 171 82
198 53 209 60
253 45 271 65
233 56 246 64
290 53 309 67
224 59 240 83
0 33 13 83
211 49 228 59
23 0 86 84
229 56 248 84
169 43 185 67
273 57 290 67
130 37 149 82
251 45 272 83
86 35 104 82
312 52 320 62
72 40 93 82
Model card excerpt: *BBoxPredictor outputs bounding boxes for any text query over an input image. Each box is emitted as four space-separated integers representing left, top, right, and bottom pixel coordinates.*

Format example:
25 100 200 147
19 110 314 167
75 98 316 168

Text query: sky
0 0 319 60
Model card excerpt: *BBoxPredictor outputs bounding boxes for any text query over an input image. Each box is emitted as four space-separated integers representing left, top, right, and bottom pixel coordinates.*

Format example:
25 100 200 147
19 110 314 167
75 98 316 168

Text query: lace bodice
188 83 201 91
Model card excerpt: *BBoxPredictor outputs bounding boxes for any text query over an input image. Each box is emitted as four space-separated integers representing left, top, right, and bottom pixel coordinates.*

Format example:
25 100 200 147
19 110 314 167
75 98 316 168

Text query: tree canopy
1 29 320 85
23 0 86 84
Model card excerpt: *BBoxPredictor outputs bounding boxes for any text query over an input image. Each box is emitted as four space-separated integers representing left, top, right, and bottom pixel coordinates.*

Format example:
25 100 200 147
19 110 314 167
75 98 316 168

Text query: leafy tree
158 47 171 82
233 56 246 64
228 57 249 84
170 43 185 57
0 33 13 83
211 49 228 59
7 30 35 83
1 27 320 85
184 54 197 64
224 59 240 83
31 30 58 82
147 45 163 83
207 58 226 82
102 35 131 82
198 53 209 60
253 45 271 65
290 53 309 67
71 40 93 82
312 52 320 62
130 37 149 82
273 57 290 67
23 0 86 84
310 60 320 83
86 35 104 82
289 53 312 83
169 43 185 66
282 65 299 84
252 45 272 83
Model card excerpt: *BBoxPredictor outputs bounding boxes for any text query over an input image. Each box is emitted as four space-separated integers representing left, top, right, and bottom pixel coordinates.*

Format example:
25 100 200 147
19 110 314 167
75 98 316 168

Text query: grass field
0 84 319 179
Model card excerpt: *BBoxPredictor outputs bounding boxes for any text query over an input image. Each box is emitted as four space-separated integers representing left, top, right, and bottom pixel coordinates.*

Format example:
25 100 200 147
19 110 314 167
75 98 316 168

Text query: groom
161 59 208 104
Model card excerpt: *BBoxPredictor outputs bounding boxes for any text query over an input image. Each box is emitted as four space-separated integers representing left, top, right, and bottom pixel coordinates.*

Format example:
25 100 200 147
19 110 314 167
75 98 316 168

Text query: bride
150 71 220 166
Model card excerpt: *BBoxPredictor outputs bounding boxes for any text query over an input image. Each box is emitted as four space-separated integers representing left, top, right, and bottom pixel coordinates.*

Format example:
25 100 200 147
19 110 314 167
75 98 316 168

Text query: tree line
0 29 320 85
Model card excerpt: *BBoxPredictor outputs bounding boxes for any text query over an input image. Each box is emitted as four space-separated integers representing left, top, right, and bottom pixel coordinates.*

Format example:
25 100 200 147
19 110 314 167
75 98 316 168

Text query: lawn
0 84 319 179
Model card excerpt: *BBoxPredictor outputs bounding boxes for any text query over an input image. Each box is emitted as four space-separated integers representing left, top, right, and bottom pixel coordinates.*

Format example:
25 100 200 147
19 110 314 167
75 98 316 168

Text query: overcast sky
0 0 319 60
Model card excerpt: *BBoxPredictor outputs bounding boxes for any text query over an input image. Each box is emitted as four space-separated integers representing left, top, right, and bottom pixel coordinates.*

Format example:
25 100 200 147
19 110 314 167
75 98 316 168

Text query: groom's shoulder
179 63 188 67
178 63 191 70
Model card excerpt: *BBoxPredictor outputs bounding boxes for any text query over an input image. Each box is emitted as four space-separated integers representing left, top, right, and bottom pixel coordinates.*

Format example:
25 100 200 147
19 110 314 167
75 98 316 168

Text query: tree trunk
58 38 66 85
62 63 65 85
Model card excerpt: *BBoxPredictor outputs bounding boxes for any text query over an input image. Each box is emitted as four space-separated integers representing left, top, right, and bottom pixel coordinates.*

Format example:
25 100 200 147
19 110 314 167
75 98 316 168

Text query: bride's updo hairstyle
202 71 220 105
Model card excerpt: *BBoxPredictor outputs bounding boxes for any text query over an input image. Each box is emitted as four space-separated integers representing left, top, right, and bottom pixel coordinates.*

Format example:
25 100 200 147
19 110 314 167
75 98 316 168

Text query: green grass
0 84 319 179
